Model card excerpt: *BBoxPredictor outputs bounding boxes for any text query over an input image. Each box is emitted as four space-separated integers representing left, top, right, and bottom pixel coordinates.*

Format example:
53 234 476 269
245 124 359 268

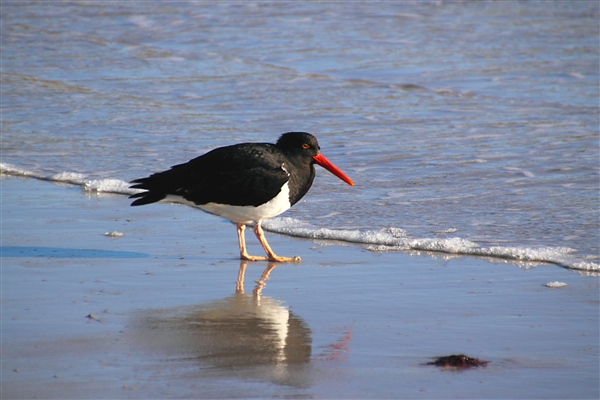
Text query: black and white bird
129 132 354 262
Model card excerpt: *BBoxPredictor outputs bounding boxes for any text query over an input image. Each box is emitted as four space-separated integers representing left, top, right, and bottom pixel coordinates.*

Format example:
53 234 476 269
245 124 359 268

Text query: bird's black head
276 131 354 186
275 132 320 157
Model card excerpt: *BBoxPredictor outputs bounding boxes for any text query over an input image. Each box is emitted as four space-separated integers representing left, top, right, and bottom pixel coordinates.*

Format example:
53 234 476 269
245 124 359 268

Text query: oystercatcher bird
129 132 354 262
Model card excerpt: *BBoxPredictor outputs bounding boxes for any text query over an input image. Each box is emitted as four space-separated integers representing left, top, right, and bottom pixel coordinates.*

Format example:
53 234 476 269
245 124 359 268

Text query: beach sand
2 176 598 399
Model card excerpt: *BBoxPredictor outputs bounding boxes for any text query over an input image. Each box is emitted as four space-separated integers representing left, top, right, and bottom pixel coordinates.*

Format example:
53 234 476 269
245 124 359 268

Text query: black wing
129 143 290 207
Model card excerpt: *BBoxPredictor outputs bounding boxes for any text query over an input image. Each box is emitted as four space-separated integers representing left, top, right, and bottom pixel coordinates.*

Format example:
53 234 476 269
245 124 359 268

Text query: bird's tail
129 191 166 206
129 178 167 206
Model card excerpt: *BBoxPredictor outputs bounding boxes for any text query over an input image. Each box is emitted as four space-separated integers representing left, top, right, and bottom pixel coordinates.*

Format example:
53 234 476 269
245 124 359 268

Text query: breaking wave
261 218 598 272
1 162 138 195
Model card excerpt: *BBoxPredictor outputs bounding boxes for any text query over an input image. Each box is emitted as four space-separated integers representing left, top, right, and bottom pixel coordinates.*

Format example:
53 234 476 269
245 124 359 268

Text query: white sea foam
1 163 45 179
51 172 87 185
3 164 598 272
84 178 136 194
1 163 138 195
262 217 599 272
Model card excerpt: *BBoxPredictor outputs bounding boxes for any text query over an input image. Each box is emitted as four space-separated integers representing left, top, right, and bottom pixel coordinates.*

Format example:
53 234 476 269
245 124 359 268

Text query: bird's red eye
302 143 310 149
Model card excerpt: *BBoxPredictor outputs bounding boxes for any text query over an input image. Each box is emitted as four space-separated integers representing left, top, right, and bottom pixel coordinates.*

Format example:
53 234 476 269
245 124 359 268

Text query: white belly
164 182 291 224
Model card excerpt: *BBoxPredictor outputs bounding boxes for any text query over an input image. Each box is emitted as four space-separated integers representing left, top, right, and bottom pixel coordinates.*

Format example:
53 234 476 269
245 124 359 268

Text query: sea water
2 2 598 271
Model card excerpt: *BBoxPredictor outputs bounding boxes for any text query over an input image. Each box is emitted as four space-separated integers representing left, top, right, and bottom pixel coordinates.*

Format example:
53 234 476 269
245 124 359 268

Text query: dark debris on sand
427 354 489 369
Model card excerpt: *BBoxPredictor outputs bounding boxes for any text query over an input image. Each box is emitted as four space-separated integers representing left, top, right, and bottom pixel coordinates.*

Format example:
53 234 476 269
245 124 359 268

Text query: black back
129 132 321 208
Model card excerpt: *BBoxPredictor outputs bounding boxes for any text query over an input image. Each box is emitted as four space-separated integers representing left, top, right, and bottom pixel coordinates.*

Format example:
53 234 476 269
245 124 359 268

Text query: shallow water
3 1 598 270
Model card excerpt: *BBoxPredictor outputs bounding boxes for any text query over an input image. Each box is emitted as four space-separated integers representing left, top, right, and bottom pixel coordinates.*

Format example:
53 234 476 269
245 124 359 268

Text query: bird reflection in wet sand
130 261 312 388
236 259 277 297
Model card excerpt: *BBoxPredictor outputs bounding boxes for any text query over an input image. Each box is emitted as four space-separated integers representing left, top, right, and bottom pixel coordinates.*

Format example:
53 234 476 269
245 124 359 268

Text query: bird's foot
240 254 301 263
268 255 301 263
240 254 269 262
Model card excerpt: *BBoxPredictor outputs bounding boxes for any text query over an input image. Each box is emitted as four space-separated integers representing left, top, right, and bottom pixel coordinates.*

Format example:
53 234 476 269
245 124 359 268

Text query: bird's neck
285 156 315 206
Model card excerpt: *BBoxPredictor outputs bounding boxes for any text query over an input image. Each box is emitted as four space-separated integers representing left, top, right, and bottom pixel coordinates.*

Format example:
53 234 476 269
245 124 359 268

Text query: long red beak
312 154 354 186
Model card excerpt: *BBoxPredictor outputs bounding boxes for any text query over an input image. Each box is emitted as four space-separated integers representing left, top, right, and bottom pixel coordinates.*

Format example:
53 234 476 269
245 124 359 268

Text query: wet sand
2 176 598 399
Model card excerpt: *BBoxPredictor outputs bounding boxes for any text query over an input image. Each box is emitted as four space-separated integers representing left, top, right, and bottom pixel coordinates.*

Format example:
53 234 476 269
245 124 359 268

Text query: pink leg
252 221 301 263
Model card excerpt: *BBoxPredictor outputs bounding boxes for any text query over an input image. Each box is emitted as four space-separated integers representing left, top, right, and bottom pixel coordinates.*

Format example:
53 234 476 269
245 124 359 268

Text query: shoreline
2 166 597 272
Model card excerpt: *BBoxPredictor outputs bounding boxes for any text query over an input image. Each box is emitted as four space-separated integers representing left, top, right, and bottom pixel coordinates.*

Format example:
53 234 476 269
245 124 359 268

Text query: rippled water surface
3 2 598 260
